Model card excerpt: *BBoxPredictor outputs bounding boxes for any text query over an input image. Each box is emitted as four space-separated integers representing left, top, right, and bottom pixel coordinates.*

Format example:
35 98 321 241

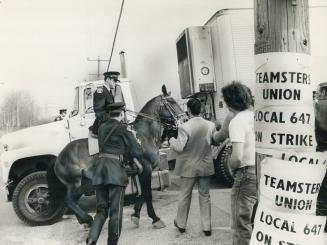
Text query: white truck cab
0 79 169 207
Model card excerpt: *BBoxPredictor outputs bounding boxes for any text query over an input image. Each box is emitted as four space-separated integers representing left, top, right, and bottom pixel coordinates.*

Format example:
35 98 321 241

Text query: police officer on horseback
91 71 120 134
86 101 143 245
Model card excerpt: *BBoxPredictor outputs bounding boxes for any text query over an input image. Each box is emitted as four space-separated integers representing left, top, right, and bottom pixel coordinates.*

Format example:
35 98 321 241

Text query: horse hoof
85 215 93 226
131 215 140 228
152 219 166 229
83 223 91 230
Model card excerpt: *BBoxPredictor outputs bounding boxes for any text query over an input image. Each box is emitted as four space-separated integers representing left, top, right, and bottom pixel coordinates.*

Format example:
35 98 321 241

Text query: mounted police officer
91 71 120 135
86 102 143 245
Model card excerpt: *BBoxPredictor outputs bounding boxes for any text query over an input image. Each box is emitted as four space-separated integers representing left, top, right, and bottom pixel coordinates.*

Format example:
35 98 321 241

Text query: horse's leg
66 184 93 226
65 186 84 215
131 177 144 227
139 163 166 229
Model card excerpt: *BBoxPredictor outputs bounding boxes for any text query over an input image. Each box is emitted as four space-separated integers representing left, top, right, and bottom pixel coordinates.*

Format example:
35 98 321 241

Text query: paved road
0 180 233 245
0 180 325 245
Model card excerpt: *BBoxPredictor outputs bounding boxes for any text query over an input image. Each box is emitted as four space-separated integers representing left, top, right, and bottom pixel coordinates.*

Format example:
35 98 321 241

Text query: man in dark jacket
86 102 143 245
91 71 120 134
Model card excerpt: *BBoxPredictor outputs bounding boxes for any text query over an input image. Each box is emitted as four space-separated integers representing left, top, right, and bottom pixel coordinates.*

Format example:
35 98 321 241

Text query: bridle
158 95 188 129
125 95 187 130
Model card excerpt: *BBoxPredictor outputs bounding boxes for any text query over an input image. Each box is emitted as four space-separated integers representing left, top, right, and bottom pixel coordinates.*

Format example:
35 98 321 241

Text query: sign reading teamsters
250 0 326 245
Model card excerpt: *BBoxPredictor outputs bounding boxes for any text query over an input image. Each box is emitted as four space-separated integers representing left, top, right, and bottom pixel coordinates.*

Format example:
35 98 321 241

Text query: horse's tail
47 158 66 205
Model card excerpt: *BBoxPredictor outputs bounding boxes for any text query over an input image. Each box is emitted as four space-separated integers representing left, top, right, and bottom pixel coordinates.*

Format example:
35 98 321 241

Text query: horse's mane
133 95 161 124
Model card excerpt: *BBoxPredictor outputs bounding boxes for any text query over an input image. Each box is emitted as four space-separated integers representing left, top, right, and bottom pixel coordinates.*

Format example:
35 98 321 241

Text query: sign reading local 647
250 204 326 245
255 105 316 149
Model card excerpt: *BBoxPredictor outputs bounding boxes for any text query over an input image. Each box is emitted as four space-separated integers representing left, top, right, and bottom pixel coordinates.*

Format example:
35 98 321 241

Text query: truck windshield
71 87 79 117
84 87 94 113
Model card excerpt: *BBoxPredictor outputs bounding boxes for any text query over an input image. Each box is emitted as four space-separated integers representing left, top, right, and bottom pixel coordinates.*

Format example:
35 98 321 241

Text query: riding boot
87 185 109 243
107 238 118 245
108 185 125 245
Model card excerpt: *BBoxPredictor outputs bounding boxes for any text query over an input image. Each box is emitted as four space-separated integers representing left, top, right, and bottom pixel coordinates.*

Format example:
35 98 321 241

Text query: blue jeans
231 166 257 245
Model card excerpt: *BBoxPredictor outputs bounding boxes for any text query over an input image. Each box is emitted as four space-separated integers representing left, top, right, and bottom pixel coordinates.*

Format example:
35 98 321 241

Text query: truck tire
214 143 234 187
12 171 66 226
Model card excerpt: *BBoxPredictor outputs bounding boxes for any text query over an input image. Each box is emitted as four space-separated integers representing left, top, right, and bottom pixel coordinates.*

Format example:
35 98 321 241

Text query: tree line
0 90 52 134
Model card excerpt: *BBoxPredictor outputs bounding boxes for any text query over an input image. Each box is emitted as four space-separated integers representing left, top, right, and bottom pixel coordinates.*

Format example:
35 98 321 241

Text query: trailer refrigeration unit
176 7 327 186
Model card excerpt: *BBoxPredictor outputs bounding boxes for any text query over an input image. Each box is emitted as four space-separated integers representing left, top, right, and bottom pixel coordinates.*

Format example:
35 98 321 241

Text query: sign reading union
259 157 326 214
254 53 314 107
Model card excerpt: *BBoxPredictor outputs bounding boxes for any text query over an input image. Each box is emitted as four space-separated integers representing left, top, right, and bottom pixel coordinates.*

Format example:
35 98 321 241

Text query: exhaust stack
119 51 127 79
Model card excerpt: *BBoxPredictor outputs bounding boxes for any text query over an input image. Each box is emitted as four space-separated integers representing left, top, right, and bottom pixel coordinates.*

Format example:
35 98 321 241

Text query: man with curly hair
221 81 257 245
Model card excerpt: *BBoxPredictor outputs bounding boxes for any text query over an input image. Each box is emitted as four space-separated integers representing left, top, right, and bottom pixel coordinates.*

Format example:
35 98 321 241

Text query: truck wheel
12 171 66 226
214 143 234 187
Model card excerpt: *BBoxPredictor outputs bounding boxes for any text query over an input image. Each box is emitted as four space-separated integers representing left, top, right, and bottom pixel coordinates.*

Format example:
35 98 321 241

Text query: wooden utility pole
255 0 310 55
251 1 326 244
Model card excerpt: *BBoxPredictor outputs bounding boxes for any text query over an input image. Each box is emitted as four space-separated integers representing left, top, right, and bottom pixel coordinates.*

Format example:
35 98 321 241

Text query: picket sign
250 204 326 245
258 157 326 214
255 105 316 150
255 53 315 107
255 148 327 167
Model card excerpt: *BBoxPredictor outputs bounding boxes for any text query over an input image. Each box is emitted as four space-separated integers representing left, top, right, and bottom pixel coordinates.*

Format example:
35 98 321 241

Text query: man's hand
167 128 178 140
215 121 222 131
133 158 143 174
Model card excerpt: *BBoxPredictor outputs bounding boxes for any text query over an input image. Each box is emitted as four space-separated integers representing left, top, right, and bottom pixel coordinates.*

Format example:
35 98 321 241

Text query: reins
125 109 177 129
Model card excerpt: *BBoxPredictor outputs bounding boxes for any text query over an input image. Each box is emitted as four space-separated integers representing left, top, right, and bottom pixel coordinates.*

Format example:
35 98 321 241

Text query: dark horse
47 86 185 228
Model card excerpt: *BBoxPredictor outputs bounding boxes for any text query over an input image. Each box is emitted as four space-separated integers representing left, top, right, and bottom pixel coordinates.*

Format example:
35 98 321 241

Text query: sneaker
174 219 185 233
203 230 212 236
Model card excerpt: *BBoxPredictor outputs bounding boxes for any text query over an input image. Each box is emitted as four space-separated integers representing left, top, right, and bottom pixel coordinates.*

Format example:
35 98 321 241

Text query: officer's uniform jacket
91 85 115 134
92 118 143 186
93 85 114 117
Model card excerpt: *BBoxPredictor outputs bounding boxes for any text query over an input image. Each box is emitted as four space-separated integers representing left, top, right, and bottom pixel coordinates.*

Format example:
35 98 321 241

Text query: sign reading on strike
255 53 314 107
255 105 316 149
250 204 326 245
259 157 326 214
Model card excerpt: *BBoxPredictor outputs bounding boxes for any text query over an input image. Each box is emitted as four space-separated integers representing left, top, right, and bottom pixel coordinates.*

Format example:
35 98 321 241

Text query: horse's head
133 85 187 143
158 85 187 128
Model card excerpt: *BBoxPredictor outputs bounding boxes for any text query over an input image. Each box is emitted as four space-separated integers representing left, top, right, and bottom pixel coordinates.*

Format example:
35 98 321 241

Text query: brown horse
47 86 185 228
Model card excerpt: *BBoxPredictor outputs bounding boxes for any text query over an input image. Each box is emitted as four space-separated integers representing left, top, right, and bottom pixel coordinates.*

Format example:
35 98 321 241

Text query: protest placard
250 204 326 245
259 157 326 214
255 53 314 107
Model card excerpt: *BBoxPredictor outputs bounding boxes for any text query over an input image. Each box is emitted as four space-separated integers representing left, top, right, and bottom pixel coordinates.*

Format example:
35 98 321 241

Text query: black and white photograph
0 0 326 244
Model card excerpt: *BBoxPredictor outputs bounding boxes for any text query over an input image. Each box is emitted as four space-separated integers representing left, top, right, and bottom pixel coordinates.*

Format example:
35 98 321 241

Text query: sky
0 0 326 116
